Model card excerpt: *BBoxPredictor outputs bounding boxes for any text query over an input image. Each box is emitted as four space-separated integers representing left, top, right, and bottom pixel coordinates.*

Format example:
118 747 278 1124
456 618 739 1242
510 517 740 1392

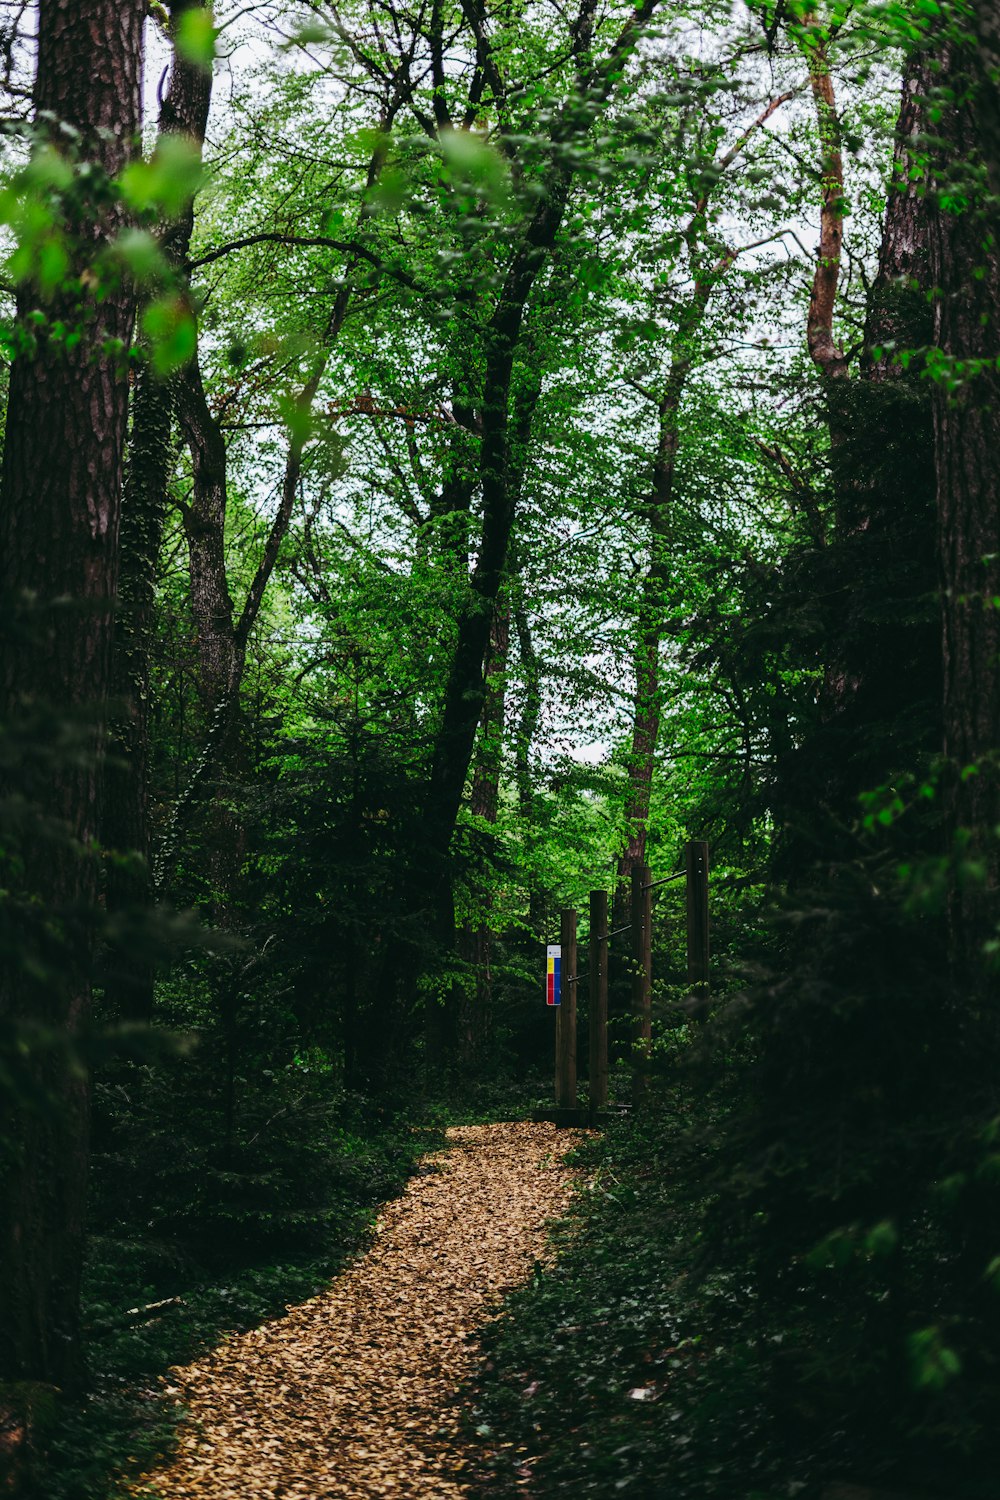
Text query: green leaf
25 144 74 195
277 393 315 449
142 294 197 374
372 167 408 216
175 6 217 68
864 1220 898 1258
37 237 69 292
113 228 166 283
908 1327 962 1391
119 135 204 220
438 127 510 204
287 21 332 45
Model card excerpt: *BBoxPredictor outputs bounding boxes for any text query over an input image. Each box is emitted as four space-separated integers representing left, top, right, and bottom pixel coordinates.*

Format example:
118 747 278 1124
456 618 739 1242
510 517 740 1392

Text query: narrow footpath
134 1121 582 1500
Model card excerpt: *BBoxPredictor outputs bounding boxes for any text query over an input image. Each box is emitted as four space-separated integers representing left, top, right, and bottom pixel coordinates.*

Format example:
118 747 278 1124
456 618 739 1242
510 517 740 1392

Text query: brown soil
132 1121 582 1499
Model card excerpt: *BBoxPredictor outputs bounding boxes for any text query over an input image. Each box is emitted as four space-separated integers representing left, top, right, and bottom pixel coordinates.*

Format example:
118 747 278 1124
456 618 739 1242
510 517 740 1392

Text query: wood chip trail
134 1121 581 1499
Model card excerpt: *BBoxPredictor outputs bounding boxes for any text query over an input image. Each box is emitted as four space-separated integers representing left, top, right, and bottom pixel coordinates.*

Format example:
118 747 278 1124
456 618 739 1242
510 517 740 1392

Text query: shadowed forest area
1 0 1000 1495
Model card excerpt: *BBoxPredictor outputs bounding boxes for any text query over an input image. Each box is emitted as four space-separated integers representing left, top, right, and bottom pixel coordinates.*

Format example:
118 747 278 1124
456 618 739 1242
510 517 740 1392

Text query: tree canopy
1 0 1000 1495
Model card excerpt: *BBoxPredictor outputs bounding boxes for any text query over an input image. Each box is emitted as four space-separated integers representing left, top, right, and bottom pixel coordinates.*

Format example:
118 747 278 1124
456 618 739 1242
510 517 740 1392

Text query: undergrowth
466 1102 789 1500
467 1078 1000 1500
41 1060 445 1500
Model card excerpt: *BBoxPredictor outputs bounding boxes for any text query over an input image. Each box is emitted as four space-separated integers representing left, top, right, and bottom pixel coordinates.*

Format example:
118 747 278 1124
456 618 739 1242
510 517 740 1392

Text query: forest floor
129 1120 584 1500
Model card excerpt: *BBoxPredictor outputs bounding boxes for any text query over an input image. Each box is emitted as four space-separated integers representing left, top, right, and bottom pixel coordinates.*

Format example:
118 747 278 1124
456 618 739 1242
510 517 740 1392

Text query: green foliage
2 2 998 1495
45 1053 439 1500
174 6 217 69
141 295 197 374
472 1033 1000 1497
119 137 205 222
468 1112 788 1498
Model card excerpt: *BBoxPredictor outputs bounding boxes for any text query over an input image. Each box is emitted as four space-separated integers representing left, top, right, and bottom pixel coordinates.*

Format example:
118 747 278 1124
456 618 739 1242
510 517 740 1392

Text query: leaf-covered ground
131 1121 582 1499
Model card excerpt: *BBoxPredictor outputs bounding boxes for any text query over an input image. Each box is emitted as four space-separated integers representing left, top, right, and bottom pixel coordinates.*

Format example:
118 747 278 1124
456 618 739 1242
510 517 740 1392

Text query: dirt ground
132 1120 582 1499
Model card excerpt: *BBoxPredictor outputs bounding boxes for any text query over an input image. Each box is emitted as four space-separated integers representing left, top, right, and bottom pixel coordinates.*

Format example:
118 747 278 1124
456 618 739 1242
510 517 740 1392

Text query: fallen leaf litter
132 1120 583 1499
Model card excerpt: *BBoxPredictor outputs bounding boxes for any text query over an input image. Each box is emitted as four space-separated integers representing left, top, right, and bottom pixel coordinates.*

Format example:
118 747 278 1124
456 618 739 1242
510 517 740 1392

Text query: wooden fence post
631 866 652 1101
556 907 577 1108
589 889 608 1115
685 840 710 1004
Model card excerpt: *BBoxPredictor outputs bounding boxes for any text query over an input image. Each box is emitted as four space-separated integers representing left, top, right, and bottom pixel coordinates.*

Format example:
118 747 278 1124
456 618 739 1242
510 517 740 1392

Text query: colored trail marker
546 944 561 1006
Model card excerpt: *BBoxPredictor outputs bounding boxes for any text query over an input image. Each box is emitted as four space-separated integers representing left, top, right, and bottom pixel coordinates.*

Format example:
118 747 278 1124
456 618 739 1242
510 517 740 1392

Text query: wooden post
588 889 608 1115
631 866 652 1101
556 907 577 1108
685 840 710 1003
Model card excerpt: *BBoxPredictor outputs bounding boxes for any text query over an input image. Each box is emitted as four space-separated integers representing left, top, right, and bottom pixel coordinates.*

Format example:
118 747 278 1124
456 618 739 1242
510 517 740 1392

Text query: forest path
133 1121 582 1500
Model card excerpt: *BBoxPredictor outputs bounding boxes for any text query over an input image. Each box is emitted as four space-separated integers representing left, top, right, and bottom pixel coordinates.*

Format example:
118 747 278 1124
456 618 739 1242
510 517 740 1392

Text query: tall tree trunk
402 0 658 1072
930 41 1000 983
772 49 939 882
863 52 934 376
614 90 792 909
513 591 546 941
0 0 145 1393
103 366 176 1019
424 359 540 1071
422 210 568 867
802 36 849 387
422 0 657 873
104 0 214 1019
615 373 682 907
843 47 937 781
457 598 510 1064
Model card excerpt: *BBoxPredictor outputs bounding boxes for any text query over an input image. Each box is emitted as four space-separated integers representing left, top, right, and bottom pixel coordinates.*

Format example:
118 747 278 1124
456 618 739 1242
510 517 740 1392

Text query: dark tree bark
512 590 546 941
457 597 510 1063
930 41 1000 981
615 371 682 902
422 0 658 874
772 48 939 878
972 2 1000 198
103 365 175 1020
0 0 145 1392
104 0 214 1019
863 52 935 376
614 91 791 906
803 38 849 386
422 190 570 864
843 47 937 767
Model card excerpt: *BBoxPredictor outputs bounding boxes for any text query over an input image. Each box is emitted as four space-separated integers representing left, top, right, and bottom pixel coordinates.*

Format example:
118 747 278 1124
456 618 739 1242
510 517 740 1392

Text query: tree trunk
615 372 682 906
613 91 792 905
408 0 658 1068
803 38 849 386
798 47 937 836
422 245 563 867
863 52 934 376
930 42 1000 982
513 591 546 941
0 0 145 1392
841 47 937 785
103 0 215 1019
103 364 175 1019
421 0 657 868
457 599 510 1064
773 42 937 876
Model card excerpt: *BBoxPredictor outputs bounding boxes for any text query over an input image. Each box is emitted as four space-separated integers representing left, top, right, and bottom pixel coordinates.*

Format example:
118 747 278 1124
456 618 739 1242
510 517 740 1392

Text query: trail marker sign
546 945 561 1006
